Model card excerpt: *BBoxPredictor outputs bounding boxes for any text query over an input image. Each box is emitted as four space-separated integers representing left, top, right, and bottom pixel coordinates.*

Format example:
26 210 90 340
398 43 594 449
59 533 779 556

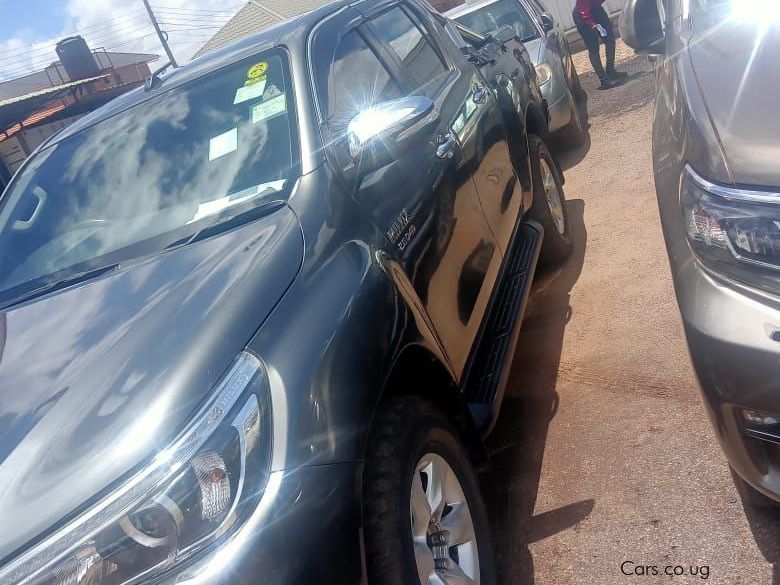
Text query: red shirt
575 0 607 28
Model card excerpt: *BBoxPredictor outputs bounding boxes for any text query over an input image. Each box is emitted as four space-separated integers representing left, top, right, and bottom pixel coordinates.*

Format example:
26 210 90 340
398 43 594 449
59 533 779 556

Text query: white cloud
0 0 247 81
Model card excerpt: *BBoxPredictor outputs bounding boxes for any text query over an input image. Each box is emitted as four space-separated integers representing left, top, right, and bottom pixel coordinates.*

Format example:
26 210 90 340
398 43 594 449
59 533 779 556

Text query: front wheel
528 135 573 265
363 397 497 585
559 89 588 148
570 61 586 102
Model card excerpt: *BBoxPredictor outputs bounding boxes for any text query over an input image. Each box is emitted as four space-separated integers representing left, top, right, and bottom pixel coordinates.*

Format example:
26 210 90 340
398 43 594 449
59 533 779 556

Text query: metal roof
0 75 109 110
195 0 336 57
0 52 158 102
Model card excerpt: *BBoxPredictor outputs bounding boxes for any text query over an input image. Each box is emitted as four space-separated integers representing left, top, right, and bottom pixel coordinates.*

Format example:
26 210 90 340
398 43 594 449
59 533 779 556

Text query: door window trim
361 1 458 99
518 0 547 37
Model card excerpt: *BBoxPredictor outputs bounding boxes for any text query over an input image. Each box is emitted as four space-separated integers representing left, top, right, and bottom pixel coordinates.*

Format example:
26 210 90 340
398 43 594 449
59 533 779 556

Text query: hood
0 205 303 562
688 18 780 188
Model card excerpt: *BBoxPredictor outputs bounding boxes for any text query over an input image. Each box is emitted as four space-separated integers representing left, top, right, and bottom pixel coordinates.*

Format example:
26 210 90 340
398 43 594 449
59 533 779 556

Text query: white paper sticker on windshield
209 128 238 161
233 79 267 105
252 94 287 124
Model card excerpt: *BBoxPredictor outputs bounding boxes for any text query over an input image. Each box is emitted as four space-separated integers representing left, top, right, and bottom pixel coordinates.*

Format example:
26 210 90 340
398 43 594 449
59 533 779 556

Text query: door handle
472 84 488 105
436 134 457 159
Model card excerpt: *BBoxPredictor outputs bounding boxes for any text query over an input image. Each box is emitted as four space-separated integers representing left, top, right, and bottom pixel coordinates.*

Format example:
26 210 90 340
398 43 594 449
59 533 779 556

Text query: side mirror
619 0 665 54
346 96 435 171
540 13 555 33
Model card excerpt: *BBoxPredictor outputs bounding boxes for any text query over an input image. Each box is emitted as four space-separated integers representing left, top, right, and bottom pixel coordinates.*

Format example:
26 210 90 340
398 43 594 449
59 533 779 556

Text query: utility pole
141 0 178 68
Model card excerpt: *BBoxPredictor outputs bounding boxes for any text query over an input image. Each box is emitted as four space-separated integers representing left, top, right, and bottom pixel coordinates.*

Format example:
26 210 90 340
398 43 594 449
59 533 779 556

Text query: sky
0 0 247 81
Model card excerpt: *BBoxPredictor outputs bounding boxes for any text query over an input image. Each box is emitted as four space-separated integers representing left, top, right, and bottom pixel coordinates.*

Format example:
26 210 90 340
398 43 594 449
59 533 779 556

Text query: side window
325 29 402 169
370 6 450 96
327 29 402 128
529 0 547 15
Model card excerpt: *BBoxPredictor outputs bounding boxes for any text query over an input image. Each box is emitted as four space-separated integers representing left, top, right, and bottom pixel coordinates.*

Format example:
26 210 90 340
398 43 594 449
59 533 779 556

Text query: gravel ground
483 41 780 585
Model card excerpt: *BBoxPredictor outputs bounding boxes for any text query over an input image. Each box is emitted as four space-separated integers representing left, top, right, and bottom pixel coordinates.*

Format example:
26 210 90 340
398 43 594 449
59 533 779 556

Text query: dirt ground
484 42 780 584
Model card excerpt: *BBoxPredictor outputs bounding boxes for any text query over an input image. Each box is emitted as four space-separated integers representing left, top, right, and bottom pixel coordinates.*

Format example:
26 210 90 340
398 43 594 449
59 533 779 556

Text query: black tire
559 89 588 148
528 135 573 265
570 61 586 102
363 396 497 585
730 466 780 509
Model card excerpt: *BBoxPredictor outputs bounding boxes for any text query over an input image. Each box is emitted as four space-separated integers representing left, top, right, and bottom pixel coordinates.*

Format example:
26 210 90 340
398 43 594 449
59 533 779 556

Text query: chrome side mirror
619 0 665 54
347 96 434 160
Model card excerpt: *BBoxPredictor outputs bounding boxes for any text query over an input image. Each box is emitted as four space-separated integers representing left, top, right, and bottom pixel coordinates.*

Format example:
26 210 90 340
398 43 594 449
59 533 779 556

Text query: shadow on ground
481 199 590 585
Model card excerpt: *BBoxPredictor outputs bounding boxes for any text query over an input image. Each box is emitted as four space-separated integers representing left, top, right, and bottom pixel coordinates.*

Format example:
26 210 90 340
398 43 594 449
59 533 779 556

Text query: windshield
0 50 296 306
453 0 540 42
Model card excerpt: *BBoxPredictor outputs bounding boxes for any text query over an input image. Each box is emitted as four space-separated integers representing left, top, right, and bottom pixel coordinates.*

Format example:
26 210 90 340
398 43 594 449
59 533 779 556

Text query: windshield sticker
247 62 268 80
208 127 238 161
234 79 267 104
252 94 287 124
244 76 265 87
263 84 282 100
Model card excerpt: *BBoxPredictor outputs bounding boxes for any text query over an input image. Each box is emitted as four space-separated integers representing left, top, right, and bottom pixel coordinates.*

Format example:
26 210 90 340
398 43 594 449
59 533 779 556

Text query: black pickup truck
0 1 571 584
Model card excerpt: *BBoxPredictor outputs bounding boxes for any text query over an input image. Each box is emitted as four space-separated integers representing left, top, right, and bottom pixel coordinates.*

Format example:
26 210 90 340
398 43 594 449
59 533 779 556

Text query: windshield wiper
0 264 119 310
166 198 287 251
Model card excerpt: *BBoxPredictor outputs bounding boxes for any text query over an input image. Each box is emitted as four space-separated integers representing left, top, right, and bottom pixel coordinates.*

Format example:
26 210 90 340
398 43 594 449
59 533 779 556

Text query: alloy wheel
541 158 566 235
410 453 480 585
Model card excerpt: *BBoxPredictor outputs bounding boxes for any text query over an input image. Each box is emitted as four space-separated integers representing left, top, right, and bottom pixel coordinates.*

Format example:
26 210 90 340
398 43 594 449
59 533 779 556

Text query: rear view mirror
619 0 665 54
540 12 555 33
347 96 434 160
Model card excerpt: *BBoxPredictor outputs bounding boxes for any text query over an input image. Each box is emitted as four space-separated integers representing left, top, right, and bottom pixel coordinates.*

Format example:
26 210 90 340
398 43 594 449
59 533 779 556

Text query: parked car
621 0 780 507
0 0 572 584
445 0 587 144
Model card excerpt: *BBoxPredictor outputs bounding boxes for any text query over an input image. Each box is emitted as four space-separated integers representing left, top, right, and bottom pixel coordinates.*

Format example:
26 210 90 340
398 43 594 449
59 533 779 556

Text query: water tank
55 36 100 81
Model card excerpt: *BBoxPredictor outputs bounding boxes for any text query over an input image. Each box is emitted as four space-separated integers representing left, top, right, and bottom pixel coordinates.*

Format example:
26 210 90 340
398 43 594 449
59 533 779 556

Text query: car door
312 0 502 377
523 0 571 73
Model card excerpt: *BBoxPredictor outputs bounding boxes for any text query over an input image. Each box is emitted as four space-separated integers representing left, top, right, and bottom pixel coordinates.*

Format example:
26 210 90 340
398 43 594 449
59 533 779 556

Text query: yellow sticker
247 62 268 80
244 75 266 87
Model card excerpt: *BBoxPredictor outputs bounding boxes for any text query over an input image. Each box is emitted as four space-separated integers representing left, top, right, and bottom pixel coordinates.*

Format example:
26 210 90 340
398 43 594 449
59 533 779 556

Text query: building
0 38 158 190
194 0 468 56
195 0 623 57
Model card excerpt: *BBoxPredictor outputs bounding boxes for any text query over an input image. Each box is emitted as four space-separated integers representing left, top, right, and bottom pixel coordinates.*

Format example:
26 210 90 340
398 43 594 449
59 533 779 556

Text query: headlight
1 351 273 585
535 63 552 86
681 164 780 294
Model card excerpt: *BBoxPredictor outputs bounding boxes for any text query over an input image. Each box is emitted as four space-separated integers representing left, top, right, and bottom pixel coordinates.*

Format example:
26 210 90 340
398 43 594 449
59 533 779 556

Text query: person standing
573 0 628 89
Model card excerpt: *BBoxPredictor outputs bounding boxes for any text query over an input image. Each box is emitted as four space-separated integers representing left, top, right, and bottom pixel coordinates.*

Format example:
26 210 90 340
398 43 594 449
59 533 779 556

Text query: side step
463 220 543 434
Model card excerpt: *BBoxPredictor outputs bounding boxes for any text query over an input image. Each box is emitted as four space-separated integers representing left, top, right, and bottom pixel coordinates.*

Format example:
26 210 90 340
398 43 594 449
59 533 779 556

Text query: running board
463 220 543 434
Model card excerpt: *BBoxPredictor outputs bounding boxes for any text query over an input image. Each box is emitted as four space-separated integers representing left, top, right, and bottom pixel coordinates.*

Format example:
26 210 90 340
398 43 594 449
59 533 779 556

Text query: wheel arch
525 100 550 143
525 102 565 185
378 343 488 468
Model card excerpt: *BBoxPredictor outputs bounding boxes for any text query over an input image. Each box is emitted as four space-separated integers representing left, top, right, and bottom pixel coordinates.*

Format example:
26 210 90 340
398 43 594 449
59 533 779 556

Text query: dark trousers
573 6 616 80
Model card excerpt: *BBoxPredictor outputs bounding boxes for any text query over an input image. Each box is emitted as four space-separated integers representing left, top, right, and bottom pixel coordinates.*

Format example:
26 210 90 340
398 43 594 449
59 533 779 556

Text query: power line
0 16 151 61
157 16 232 25
103 32 159 52
159 24 227 32
151 5 239 15
0 23 155 77
0 5 239 81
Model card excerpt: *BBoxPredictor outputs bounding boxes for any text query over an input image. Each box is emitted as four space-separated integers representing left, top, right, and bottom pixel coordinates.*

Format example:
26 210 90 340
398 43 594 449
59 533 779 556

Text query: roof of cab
42 0 350 150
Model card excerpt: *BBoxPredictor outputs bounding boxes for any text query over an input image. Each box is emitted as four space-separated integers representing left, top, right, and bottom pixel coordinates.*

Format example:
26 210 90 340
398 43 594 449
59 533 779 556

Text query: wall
431 0 624 31
541 0 624 31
